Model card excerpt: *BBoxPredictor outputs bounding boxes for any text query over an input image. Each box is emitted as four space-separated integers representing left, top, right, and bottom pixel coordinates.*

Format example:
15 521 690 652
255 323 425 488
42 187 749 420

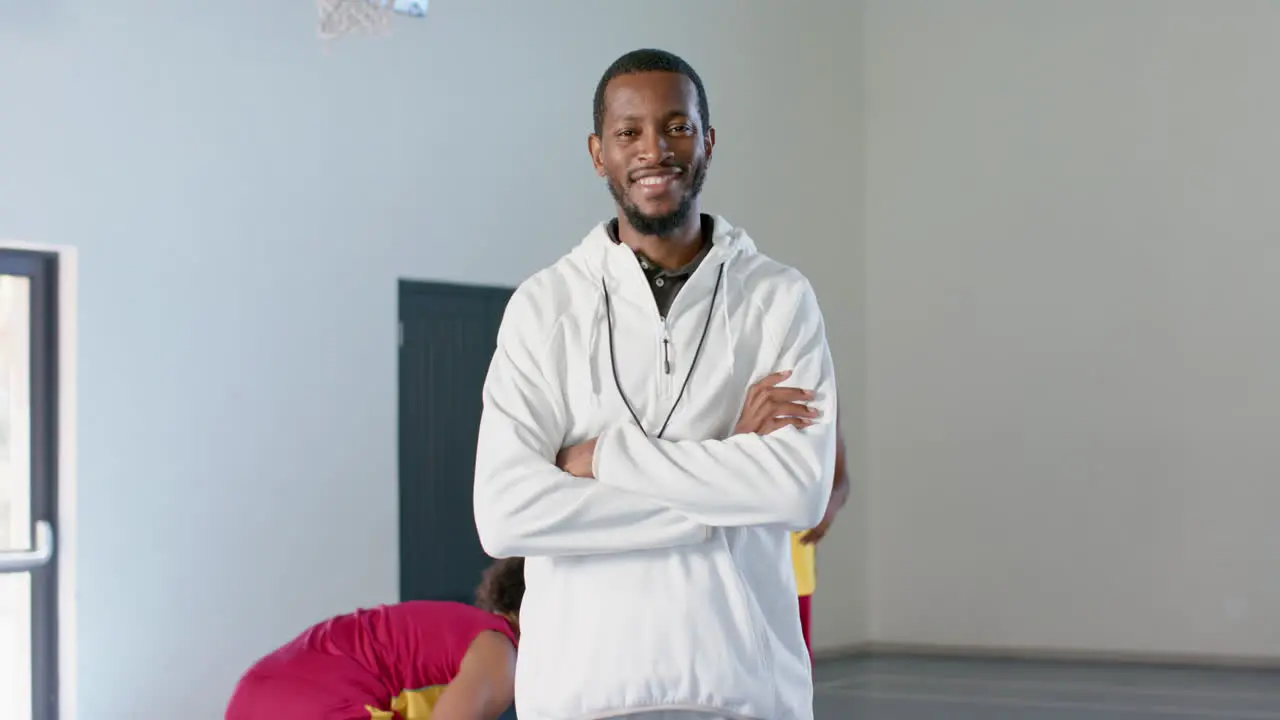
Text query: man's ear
704 127 716 164
588 134 606 177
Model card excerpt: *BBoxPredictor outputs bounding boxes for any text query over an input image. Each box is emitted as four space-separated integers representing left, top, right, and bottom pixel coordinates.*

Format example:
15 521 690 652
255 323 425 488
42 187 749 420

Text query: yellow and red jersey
227 600 517 720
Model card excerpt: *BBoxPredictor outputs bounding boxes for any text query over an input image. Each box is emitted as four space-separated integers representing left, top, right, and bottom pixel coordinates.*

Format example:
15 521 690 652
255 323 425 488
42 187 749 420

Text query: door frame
0 248 59 720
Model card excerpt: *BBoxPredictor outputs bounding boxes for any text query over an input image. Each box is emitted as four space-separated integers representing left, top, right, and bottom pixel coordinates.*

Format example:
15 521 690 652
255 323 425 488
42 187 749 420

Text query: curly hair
475 557 525 616
593 48 710 137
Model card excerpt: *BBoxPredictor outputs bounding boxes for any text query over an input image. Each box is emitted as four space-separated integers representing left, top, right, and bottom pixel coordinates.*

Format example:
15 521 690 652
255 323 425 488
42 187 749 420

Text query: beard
606 159 708 237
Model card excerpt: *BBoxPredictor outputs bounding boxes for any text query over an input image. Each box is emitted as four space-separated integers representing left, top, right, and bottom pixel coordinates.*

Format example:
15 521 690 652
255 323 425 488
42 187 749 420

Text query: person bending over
225 558 524 720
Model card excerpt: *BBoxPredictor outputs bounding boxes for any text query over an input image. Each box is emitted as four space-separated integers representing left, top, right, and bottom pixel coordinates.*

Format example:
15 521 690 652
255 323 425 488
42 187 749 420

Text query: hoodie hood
566 213 759 280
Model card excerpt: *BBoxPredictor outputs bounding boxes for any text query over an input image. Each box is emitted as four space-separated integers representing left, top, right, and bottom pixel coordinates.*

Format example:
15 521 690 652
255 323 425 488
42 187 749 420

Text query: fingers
743 371 793 417
801 517 835 545
752 403 818 429
753 385 817 418
762 387 814 404
767 396 819 416
760 392 820 423
751 369 793 390
746 372 811 408
759 416 812 435
739 371 820 435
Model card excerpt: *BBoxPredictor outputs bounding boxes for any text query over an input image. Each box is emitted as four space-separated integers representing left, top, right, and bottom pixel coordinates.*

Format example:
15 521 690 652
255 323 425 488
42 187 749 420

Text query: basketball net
316 0 428 40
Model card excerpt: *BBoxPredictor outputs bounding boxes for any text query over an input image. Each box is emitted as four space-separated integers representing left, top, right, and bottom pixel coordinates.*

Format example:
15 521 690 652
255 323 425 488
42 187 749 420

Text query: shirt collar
607 214 714 277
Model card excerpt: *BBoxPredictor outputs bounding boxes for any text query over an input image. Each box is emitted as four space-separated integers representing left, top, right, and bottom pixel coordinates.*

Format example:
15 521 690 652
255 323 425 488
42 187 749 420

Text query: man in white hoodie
473 48 838 720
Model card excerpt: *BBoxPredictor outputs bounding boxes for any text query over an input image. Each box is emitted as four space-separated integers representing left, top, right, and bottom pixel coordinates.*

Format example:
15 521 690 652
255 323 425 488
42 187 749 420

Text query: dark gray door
398 279 512 604
398 279 519 719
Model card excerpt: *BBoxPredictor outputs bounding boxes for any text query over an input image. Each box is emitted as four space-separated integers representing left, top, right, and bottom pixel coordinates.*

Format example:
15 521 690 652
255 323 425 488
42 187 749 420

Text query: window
0 249 59 720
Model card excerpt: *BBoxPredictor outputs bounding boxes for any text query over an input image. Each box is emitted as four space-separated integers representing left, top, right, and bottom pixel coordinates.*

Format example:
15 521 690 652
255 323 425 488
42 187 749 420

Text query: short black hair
475 557 524 616
593 48 710 137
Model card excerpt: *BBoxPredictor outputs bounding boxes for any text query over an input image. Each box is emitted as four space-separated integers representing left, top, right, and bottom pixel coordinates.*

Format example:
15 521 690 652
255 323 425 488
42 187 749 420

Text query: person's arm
473 285 710 558
592 276 838 530
829 430 852 508
427 630 517 720
800 416 849 545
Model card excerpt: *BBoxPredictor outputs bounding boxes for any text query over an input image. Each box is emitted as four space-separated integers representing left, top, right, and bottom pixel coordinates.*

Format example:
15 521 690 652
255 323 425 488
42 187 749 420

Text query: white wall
865 0 1280 657
0 2 865 717
801 3 870 651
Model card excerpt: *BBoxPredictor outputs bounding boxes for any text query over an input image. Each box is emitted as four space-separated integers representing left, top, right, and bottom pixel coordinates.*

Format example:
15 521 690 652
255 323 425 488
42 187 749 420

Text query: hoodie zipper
659 315 673 398
655 245 722 400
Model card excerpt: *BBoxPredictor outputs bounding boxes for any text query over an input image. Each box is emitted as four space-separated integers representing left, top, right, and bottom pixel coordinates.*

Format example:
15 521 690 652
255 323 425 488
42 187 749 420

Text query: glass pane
0 273 33 720
0 273 31 552
0 572 32 720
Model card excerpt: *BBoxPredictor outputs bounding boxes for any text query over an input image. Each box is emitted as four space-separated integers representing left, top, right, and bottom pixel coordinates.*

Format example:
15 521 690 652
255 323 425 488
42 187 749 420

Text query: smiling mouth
631 170 683 192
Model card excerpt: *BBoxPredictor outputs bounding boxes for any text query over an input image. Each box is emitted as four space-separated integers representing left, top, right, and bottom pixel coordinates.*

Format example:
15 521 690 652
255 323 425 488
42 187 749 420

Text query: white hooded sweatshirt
473 215 838 720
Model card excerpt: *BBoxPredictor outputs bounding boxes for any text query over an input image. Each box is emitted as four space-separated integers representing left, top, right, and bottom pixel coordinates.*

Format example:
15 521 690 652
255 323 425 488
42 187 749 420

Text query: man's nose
637 133 673 165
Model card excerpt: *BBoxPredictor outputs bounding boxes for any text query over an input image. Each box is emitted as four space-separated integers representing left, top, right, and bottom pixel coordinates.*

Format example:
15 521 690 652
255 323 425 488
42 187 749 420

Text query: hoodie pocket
516 547 777 720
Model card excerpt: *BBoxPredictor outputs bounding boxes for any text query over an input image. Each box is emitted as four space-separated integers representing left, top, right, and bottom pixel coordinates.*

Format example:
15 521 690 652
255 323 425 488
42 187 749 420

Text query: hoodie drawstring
718 255 736 380
586 288 605 398
601 263 724 439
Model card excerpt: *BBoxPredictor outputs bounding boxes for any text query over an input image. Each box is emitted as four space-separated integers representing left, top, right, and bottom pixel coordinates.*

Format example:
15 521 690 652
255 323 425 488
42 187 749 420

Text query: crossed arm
473 281 839 558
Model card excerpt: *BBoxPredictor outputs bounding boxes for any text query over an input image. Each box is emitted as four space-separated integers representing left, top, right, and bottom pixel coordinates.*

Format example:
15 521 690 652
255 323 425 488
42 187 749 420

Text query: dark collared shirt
608 214 714 318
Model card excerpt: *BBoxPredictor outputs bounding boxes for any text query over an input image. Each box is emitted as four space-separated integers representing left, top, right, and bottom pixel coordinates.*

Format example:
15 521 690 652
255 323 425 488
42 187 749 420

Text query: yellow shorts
790 531 816 597
367 685 446 720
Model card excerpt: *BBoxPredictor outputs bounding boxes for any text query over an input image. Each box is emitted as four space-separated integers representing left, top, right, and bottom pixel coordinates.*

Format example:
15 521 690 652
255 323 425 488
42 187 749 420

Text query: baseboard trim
813 641 1280 670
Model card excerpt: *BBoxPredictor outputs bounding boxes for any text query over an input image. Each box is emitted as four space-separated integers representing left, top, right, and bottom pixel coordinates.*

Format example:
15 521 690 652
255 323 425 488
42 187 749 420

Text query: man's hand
733 370 819 436
556 438 598 479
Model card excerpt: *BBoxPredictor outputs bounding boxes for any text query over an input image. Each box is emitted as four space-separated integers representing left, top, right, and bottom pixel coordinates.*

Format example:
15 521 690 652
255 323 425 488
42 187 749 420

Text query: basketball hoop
316 0 428 40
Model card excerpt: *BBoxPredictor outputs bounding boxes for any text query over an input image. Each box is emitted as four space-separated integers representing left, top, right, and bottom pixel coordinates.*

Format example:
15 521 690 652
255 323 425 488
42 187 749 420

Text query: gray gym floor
814 654 1280 719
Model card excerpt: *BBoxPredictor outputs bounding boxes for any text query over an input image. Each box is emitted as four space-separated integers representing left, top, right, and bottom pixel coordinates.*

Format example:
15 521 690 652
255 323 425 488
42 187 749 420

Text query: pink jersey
226 601 517 720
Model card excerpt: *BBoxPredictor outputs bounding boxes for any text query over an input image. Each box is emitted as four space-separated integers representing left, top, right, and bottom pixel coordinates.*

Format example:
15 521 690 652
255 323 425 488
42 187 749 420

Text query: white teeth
637 176 673 186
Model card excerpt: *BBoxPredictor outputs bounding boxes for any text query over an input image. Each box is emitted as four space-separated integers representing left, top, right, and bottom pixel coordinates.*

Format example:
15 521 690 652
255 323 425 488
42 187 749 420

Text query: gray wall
0 2 867 717
865 0 1280 657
